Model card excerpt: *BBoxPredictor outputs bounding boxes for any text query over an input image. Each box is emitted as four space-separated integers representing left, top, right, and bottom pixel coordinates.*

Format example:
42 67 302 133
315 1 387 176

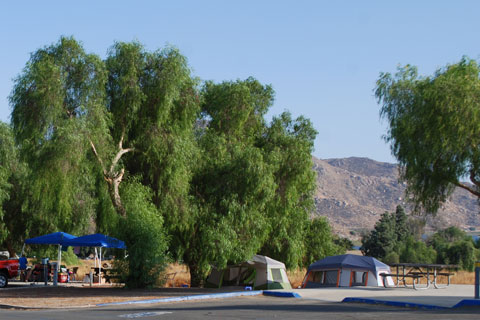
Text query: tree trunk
105 173 127 217
188 262 206 288
6 240 16 258
89 133 133 218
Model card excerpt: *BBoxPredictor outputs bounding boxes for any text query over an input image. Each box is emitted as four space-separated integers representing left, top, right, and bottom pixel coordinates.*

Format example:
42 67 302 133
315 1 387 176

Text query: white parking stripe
118 311 172 318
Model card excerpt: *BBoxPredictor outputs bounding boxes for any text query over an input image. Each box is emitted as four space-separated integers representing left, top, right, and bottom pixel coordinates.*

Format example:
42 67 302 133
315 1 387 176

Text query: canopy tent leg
57 245 62 271
99 247 102 284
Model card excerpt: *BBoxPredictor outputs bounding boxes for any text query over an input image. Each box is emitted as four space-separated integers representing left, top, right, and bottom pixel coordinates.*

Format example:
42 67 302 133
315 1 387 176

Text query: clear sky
2 1 480 163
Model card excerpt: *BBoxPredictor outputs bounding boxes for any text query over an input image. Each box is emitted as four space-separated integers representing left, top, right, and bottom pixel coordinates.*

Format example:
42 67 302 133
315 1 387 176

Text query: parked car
0 256 19 288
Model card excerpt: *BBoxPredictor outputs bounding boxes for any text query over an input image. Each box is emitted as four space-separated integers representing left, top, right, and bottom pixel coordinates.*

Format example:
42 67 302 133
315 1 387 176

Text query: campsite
2 2 480 318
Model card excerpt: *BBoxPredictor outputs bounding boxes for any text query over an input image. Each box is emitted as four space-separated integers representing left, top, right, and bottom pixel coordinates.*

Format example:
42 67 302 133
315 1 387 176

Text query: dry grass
287 268 475 287
163 263 191 287
439 270 475 284
65 261 476 288
287 269 307 288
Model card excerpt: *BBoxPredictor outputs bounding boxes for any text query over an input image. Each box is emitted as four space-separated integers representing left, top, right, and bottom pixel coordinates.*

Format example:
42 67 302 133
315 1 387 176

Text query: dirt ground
0 285 235 309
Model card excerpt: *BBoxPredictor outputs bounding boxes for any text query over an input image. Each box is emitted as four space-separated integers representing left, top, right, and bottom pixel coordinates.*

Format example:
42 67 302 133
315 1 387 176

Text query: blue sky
1 1 480 163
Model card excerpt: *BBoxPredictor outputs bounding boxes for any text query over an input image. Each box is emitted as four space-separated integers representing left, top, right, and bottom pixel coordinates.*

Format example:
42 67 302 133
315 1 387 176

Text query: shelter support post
57 245 62 272
475 261 480 299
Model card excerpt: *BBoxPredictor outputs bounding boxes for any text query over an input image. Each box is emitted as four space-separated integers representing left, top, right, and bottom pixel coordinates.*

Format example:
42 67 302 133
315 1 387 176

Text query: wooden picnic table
382 263 458 290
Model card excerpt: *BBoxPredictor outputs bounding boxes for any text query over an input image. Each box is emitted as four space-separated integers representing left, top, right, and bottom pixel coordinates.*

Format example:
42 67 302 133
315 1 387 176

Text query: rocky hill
312 157 480 238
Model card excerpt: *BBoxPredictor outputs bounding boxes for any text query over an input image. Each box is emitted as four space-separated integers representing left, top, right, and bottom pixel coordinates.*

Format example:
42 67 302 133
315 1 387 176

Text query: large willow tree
376 58 480 213
7 37 320 286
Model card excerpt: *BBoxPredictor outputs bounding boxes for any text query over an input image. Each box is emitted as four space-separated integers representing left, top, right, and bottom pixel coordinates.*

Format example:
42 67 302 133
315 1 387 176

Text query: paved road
2 296 479 320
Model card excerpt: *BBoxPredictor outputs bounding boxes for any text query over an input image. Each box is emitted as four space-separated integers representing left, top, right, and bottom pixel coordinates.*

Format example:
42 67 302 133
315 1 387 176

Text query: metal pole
57 245 62 272
475 261 480 299
99 247 102 284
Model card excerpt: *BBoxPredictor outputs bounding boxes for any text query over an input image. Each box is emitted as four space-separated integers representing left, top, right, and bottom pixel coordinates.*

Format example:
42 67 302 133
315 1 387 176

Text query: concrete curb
343 297 480 310
452 299 480 308
96 290 263 306
342 297 448 310
263 291 301 298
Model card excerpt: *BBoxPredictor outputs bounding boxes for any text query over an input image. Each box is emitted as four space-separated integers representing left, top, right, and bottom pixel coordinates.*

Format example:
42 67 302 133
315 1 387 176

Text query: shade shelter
24 232 77 271
303 254 394 288
206 255 291 290
62 233 126 283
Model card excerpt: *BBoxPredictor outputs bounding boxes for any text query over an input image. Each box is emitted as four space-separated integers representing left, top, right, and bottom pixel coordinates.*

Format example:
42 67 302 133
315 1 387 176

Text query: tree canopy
4 36 324 287
375 58 480 213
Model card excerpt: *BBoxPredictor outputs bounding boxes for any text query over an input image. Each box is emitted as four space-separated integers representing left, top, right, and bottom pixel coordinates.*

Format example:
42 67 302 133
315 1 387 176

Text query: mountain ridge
312 156 479 238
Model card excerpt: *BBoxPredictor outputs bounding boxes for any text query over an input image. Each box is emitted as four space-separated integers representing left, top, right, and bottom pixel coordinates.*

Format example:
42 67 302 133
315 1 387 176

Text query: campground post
475 261 480 299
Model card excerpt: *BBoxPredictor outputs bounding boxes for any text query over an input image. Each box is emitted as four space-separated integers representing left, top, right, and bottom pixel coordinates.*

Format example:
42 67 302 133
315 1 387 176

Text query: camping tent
206 255 291 290
24 232 77 271
303 254 394 288
62 233 126 284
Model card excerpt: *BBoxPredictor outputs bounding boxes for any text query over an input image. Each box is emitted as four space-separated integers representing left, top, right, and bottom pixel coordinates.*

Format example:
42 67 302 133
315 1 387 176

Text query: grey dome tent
206 255 291 290
302 254 394 288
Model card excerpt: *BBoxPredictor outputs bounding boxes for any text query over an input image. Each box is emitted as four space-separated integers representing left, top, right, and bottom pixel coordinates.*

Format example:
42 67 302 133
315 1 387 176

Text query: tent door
350 271 368 286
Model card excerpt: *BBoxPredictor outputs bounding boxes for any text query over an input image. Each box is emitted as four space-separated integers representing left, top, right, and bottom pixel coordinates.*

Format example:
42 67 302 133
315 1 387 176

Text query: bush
399 236 436 264
115 180 169 288
303 217 341 267
383 252 399 265
446 240 477 271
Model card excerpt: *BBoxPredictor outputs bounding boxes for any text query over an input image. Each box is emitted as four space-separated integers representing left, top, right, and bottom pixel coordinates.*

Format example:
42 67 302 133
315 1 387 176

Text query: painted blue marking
263 291 301 298
342 297 448 310
452 299 480 308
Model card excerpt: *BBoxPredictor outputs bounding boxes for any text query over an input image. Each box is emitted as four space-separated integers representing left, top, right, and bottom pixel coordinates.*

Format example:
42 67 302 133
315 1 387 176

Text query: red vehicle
0 258 19 288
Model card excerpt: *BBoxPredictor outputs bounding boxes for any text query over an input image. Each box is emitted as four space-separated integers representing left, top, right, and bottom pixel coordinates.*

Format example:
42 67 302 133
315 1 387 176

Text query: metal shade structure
62 233 126 249
62 233 126 284
25 232 77 245
24 232 77 271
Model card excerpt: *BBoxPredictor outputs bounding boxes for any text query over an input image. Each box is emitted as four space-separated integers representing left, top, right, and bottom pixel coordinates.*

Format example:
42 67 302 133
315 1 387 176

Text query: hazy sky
2 1 480 163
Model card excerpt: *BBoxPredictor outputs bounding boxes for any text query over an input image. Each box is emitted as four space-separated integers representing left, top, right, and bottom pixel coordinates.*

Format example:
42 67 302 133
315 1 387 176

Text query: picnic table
381 263 458 290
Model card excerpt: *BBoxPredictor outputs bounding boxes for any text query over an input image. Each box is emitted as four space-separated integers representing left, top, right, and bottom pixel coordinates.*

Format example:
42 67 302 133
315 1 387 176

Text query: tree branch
453 181 480 197
469 169 480 189
89 139 107 176
109 131 134 174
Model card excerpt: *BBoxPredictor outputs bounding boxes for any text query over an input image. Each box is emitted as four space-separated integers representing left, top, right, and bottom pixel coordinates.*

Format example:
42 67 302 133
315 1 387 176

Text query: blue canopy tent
62 233 126 249
63 233 126 284
24 232 77 271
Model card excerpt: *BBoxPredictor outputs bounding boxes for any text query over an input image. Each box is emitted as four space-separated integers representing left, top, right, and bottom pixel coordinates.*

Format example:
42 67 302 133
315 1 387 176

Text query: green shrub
115 179 169 288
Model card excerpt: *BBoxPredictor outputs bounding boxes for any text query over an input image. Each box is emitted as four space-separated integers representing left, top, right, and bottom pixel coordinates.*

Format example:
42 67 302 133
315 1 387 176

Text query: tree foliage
428 226 479 271
303 217 342 267
5 37 321 287
361 205 408 260
9 37 106 241
183 79 276 285
376 58 480 213
116 179 169 288
259 112 318 268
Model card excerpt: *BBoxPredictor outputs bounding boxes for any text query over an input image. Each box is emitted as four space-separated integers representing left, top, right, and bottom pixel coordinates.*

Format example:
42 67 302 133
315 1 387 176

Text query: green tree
0 122 15 246
376 58 480 213
361 211 397 259
361 205 410 260
398 236 436 264
428 227 479 270
303 217 341 267
259 112 318 268
183 78 276 286
115 179 169 288
8 37 184 286
0 122 30 256
9 37 107 241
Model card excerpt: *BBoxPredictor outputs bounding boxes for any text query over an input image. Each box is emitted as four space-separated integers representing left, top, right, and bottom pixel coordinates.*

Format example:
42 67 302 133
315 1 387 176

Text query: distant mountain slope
312 157 479 238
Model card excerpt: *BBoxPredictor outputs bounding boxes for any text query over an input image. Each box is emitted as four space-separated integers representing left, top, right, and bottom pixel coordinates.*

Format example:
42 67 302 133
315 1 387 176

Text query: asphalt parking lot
1 296 480 320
